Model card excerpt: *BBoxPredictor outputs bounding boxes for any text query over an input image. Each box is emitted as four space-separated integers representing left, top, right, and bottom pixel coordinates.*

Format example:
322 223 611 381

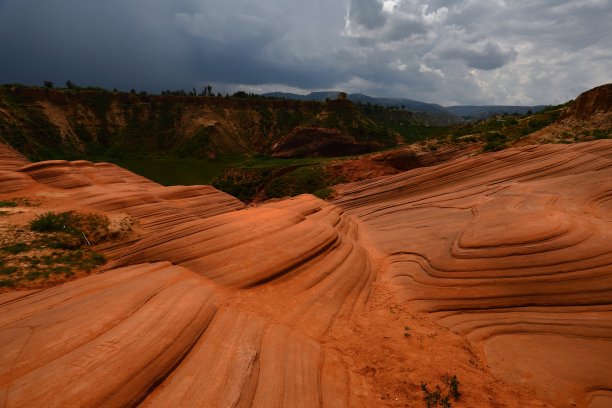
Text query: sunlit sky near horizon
0 0 610 105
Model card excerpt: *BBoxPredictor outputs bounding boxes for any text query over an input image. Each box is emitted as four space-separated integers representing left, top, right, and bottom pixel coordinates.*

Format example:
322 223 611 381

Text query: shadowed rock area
271 127 380 158
0 139 610 407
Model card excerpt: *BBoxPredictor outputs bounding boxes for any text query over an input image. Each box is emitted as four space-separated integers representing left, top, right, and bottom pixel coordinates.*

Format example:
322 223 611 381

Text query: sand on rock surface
0 140 611 407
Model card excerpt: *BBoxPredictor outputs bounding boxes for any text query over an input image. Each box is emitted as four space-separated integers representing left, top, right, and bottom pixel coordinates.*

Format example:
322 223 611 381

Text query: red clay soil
0 140 611 407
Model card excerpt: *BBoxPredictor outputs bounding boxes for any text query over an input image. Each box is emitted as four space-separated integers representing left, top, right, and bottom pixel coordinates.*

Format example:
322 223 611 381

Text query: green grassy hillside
0 84 431 162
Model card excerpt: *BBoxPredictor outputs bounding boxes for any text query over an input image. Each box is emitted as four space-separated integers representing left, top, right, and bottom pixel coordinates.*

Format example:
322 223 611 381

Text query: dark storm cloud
0 0 192 90
383 16 428 42
171 1 350 89
436 41 518 70
347 0 387 30
0 0 610 104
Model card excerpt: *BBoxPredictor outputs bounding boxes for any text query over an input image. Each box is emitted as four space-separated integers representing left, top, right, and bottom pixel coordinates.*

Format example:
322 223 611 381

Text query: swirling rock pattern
0 262 218 407
334 140 612 407
0 140 610 407
0 158 378 407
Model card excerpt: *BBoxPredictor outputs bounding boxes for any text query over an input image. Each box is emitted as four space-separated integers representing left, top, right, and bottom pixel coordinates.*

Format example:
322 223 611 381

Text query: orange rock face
0 140 610 407
559 83 611 121
334 140 612 407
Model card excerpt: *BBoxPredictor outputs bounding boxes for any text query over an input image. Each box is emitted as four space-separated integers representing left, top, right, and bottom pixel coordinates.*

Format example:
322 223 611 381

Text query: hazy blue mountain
263 91 548 122
264 91 448 114
446 105 547 120
348 94 450 114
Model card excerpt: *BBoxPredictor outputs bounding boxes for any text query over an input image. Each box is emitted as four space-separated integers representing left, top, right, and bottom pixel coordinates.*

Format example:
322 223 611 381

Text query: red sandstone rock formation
0 140 610 407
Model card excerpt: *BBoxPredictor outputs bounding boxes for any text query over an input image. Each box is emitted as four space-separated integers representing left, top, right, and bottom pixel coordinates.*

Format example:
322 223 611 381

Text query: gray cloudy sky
0 0 610 105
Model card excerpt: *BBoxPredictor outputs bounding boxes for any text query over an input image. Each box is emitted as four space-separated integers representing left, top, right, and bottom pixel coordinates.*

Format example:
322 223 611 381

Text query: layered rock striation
0 139 610 407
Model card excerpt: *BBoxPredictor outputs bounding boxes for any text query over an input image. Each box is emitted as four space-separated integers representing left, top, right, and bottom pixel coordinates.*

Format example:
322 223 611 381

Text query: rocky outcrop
560 83 612 121
271 127 380 158
1 140 611 407
515 84 611 145
334 139 612 408
325 144 481 183
0 86 407 161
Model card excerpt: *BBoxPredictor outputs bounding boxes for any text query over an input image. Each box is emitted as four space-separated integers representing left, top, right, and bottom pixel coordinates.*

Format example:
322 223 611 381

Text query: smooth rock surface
0 140 610 407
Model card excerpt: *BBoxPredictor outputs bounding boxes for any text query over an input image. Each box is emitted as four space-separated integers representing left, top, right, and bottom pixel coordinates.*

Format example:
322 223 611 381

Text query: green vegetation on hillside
2 83 593 205
356 104 449 143
450 103 569 151
115 157 243 186
212 156 343 202
0 84 420 162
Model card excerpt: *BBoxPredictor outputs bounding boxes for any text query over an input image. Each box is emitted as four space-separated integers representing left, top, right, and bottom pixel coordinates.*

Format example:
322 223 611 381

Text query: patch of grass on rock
0 211 132 291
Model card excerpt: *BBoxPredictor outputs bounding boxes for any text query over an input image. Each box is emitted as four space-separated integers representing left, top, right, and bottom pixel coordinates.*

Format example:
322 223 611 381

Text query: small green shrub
0 266 19 276
421 383 441 408
313 187 332 200
448 375 461 401
91 252 106 264
0 279 16 287
421 375 461 407
483 132 507 152
29 211 111 244
1 243 28 254
29 211 73 233
0 197 40 207
591 129 612 139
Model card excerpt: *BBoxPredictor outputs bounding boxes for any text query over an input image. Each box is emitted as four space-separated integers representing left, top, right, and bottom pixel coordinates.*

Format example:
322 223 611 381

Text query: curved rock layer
1 159 246 229
0 143 29 171
0 262 218 407
0 159 378 406
333 140 612 407
0 140 610 407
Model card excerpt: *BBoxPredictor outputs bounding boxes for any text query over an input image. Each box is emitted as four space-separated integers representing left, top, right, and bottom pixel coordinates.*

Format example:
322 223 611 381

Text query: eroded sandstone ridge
0 139 610 407
334 140 612 407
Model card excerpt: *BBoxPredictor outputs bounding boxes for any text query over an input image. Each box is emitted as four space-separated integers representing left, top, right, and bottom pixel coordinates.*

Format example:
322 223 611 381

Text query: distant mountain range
446 105 547 120
263 91 547 121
